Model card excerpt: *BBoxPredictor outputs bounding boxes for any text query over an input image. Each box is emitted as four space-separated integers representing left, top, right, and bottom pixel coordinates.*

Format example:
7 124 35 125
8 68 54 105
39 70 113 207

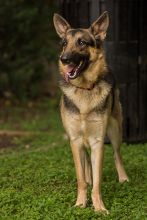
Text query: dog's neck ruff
59 70 115 95
69 81 95 91
59 77 96 90
59 75 114 115
60 73 112 91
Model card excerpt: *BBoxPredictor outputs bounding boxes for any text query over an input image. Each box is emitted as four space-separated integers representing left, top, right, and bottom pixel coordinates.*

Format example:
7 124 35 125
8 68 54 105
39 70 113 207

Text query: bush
0 0 58 100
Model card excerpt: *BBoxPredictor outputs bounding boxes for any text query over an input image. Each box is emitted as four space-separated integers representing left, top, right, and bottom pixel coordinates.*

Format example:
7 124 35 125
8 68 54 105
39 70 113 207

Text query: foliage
0 102 146 219
0 0 58 100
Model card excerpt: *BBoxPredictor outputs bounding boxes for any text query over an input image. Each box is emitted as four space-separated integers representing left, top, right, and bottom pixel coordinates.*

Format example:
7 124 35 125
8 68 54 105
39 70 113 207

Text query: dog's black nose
60 54 72 64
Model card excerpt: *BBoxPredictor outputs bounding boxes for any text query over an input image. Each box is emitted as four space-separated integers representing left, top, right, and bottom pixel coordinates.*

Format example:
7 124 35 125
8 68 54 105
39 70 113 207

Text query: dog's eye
62 39 67 47
78 39 87 47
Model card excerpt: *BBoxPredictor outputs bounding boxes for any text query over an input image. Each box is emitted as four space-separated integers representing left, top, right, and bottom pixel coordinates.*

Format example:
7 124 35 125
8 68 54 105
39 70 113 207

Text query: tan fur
59 30 107 89
53 11 129 214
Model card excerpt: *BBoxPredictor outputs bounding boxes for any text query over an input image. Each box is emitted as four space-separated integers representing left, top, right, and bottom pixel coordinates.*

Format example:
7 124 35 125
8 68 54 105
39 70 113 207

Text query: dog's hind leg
84 150 92 185
107 116 129 183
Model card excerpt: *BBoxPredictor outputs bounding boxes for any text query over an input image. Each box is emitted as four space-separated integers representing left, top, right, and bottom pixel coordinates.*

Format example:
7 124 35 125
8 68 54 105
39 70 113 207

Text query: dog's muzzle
60 53 89 82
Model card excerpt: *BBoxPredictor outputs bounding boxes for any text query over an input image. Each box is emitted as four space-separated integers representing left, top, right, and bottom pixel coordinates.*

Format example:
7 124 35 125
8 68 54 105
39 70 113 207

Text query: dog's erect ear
90 11 109 40
53 13 71 38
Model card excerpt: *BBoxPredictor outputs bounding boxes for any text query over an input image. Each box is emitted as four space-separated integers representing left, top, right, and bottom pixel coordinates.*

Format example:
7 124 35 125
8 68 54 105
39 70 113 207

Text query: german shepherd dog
53 11 129 214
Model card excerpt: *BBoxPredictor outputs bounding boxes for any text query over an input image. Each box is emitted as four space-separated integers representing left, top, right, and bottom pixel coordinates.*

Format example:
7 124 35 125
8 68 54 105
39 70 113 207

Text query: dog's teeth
77 61 83 70
67 60 83 79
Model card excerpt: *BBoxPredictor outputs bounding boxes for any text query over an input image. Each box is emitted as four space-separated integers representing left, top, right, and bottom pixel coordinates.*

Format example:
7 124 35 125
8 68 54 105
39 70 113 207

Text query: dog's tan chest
61 82 111 144
62 81 111 115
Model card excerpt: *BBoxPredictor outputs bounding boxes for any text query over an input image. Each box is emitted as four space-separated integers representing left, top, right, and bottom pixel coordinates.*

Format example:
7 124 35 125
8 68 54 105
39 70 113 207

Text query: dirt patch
0 135 17 148
0 131 34 149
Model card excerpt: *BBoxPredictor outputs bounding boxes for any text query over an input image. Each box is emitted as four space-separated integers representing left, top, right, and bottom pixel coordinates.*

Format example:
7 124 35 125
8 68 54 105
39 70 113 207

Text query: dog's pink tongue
65 65 75 73
64 65 76 82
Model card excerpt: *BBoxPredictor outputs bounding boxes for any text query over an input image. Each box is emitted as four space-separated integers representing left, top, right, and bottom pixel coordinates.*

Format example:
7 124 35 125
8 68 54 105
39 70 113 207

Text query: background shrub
0 0 59 100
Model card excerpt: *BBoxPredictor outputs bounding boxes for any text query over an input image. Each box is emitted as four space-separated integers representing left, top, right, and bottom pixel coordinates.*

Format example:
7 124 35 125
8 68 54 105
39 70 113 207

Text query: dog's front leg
70 139 87 208
90 139 108 214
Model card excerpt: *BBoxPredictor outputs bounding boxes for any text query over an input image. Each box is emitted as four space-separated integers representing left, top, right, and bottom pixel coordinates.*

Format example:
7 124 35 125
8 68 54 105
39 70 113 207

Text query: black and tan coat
53 11 129 214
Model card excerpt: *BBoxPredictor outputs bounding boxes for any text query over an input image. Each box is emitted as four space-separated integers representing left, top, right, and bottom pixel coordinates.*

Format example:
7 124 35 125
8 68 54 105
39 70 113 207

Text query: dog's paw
94 207 109 215
75 201 86 208
92 195 109 214
75 189 87 208
93 200 109 215
119 175 129 183
75 197 87 208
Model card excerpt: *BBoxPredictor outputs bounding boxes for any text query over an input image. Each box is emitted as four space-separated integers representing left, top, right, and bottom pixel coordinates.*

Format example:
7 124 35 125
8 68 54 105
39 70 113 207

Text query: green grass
0 100 146 220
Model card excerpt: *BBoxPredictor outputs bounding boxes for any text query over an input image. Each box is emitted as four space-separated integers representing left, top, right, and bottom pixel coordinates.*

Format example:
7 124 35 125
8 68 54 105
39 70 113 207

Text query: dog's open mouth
64 60 86 82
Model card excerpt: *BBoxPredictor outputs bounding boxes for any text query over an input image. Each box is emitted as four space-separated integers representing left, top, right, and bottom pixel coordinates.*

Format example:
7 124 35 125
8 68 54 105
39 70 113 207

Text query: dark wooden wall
60 0 147 142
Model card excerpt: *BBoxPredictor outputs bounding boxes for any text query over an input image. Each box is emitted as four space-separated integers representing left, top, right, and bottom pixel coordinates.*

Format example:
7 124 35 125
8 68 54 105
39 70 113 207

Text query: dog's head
53 12 109 85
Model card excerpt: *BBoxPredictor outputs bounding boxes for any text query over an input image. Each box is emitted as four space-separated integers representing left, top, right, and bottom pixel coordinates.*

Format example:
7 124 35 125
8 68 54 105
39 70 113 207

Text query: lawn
0 100 146 220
